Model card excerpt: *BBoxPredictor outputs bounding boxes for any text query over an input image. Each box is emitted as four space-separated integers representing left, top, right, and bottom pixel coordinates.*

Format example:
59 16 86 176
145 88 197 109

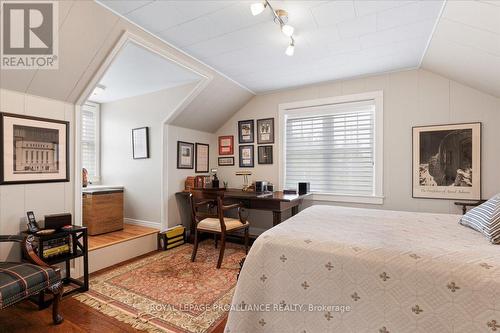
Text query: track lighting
250 0 296 56
285 41 295 56
250 2 266 16
281 24 294 37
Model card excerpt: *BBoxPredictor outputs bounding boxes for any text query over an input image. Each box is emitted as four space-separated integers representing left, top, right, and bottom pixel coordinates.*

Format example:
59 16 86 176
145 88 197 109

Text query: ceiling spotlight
91 84 106 96
281 24 294 37
285 41 295 56
251 2 266 16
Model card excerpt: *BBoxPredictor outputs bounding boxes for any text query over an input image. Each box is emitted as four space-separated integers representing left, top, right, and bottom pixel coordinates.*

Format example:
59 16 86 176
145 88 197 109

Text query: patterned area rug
74 241 245 333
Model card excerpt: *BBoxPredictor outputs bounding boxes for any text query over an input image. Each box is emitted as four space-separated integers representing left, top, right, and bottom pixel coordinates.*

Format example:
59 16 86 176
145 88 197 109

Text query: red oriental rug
74 241 245 333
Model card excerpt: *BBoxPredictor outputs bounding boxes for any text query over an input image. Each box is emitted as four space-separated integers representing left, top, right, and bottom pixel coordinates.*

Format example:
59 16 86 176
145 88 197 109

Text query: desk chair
190 190 249 269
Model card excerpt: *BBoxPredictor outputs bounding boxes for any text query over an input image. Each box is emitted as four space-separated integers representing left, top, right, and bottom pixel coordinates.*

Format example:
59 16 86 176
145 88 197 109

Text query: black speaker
255 181 268 193
298 182 310 195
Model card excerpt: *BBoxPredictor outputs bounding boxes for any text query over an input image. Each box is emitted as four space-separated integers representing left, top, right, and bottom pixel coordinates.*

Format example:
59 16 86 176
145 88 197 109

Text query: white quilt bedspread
226 205 500 333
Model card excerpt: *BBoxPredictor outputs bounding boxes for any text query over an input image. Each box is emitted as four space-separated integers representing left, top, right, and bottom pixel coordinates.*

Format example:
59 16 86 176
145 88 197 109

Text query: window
280 92 383 204
81 102 100 183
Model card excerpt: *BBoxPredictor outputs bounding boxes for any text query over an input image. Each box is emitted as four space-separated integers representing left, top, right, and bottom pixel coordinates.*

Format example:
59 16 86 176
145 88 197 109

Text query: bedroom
0 0 499 332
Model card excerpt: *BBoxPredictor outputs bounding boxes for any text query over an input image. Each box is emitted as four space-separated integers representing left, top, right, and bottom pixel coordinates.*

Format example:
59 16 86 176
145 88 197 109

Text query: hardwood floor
0 299 227 333
0 247 228 333
88 223 158 251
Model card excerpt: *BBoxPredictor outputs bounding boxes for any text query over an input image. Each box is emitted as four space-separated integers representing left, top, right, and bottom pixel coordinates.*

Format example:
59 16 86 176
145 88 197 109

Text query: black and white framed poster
132 127 149 159
412 122 481 200
238 120 254 143
177 141 194 169
257 118 274 144
1 113 69 185
239 145 254 168
195 143 209 173
258 145 273 164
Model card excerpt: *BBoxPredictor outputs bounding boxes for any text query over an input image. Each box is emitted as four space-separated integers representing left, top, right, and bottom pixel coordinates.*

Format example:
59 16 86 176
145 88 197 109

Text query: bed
226 205 500 333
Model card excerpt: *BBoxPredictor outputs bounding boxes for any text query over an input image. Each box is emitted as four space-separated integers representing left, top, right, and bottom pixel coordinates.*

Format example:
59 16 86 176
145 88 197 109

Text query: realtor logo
1 1 58 69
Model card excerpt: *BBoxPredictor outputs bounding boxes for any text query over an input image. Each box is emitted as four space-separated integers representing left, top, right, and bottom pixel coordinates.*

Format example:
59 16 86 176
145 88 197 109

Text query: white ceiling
422 0 500 97
98 0 444 93
88 41 201 103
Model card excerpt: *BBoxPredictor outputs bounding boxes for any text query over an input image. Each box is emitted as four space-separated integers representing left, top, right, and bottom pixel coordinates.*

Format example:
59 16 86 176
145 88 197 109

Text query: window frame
81 101 101 184
278 91 384 205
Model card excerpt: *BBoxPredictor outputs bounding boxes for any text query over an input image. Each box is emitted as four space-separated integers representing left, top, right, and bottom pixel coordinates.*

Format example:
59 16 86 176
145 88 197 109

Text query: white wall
215 69 500 230
100 82 199 226
166 125 217 228
0 89 75 261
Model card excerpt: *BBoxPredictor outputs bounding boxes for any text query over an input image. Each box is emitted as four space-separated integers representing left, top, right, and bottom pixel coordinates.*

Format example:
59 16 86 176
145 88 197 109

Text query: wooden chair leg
217 233 226 269
47 282 63 325
214 234 218 249
191 230 199 262
244 227 249 254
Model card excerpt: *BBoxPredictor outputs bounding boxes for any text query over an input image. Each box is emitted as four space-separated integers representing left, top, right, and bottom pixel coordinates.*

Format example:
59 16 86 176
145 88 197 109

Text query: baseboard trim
124 218 161 229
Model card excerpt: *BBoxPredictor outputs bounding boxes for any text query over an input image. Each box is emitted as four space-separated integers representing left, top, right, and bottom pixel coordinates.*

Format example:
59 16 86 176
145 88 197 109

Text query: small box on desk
158 225 186 251
298 182 310 195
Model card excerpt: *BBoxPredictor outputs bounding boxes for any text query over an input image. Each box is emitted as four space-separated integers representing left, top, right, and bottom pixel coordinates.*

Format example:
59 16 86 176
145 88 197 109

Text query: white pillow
460 194 500 244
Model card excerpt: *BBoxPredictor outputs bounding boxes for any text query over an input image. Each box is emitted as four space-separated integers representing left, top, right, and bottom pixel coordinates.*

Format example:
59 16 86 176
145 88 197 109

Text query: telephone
26 211 41 233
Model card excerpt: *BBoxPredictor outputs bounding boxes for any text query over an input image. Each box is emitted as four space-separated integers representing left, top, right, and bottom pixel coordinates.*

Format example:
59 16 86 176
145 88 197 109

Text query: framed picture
258 145 273 164
239 145 254 168
1 113 69 185
257 118 274 144
218 157 235 166
218 135 234 155
238 120 254 143
132 127 149 159
195 143 209 173
177 141 194 169
412 122 481 200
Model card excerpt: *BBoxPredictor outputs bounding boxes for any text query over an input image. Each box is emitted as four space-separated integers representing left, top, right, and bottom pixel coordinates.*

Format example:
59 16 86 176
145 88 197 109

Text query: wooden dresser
83 188 124 235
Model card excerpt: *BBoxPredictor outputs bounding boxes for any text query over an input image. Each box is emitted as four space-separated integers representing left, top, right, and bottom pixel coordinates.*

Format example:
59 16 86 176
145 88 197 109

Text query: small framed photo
257 118 274 144
239 145 254 168
412 122 481 200
238 120 254 143
195 143 210 173
218 135 234 155
1 113 69 185
218 157 234 166
132 127 149 159
258 145 273 164
177 141 194 169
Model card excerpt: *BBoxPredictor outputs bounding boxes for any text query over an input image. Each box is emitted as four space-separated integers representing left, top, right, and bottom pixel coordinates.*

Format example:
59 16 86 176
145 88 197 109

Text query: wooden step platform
88 223 159 251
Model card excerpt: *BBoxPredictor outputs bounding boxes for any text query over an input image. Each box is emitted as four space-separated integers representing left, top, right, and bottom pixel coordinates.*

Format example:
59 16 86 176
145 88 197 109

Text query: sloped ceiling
422 1 500 98
99 0 444 93
89 42 201 103
0 0 253 133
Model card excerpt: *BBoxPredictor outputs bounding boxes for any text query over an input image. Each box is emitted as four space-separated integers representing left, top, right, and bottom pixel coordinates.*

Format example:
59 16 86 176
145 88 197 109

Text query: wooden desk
190 188 311 226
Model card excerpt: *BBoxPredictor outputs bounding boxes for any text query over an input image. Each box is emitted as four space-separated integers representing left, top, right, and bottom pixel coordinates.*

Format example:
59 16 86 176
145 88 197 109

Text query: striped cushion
0 262 59 309
459 194 500 244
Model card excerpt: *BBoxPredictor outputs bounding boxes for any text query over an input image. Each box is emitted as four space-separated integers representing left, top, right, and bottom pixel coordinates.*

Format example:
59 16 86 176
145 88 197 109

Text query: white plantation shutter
284 100 375 195
81 102 100 181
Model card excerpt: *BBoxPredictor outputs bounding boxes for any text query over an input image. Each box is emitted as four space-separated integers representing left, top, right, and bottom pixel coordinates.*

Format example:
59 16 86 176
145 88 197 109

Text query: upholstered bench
0 235 63 324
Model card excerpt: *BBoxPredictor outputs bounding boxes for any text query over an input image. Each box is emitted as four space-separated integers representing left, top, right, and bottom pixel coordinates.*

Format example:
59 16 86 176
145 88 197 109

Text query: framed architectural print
177 141 194 169
257 118 274 144
258 145 273 164
0 113 69 185
132 127 149 159
218 135 234 155
239 145 254 168
218 157 234 166
412 122 481 200
238 120 254 143
195 143 209 173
